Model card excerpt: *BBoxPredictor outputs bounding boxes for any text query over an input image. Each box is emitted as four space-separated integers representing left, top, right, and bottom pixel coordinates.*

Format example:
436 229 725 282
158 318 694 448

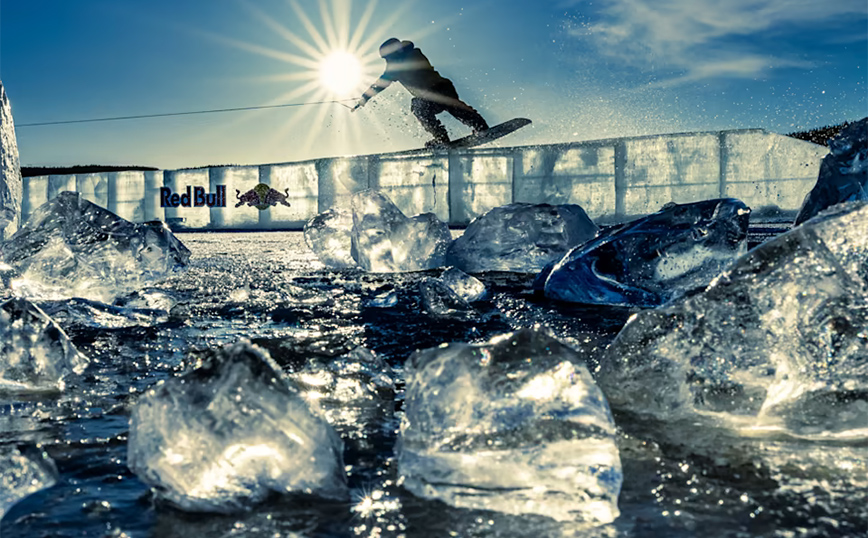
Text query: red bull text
160 186 227 208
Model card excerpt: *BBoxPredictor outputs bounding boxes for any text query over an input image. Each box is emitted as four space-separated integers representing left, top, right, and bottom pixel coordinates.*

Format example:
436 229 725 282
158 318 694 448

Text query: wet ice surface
0 445 57 519
0 230 866 537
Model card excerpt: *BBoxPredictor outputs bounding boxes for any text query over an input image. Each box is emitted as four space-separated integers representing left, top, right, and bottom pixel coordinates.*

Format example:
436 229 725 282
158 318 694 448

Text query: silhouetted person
352 38 489 147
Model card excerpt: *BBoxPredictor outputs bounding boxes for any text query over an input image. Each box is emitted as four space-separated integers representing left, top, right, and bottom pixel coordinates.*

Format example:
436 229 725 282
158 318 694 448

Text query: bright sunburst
199 0 451 156
319 50 363 96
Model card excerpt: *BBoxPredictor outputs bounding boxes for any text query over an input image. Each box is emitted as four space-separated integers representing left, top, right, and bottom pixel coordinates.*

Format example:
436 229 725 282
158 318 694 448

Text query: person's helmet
379 38 404 58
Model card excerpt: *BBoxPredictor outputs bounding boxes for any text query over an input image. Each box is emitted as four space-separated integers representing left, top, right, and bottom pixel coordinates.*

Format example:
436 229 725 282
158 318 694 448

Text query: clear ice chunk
598 202 868 439
1 81 22 237
1 192 191 302
0 261 17 297
283 346 396 431
439 267 488 302
351 190 451 273
0 298 89 392
127 341 348 513
369 289 398 308
303 207 358 269
113 289 177 312
540 198 751 307
795 117 867 226
446 203 598 273
419 277 474 319
37 297 168 329
0 445 58 519
398 329 622 523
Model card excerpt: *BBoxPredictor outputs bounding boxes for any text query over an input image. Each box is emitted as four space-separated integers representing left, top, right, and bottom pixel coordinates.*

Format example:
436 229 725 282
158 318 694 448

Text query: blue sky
1 0 866 170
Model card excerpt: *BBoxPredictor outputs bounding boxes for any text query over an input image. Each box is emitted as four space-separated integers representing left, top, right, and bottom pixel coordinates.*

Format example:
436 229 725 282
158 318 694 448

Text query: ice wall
1 81 22 239
514 144 615 219
723 132 829 217
18 129 827 229
260 162 318 228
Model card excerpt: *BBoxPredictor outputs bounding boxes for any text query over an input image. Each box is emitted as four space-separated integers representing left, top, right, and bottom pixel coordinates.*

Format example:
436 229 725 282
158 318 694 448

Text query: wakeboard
398 118 532 154
440 117 532 149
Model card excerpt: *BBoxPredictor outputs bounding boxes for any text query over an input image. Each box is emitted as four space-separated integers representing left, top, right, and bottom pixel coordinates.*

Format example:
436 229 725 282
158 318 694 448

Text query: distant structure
20 128 828 230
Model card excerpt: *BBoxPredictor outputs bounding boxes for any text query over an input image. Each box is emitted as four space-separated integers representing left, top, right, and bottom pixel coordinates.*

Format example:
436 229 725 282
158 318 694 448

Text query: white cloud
567 0 867 85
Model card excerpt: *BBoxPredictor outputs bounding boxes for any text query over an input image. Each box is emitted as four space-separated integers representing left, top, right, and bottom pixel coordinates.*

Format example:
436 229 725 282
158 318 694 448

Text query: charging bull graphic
235 183 292 210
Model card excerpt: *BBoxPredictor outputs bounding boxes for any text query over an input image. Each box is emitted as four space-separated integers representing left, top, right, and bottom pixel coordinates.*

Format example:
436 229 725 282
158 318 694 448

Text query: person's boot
424 132 450 148
424 139 448 149
470 115 489 136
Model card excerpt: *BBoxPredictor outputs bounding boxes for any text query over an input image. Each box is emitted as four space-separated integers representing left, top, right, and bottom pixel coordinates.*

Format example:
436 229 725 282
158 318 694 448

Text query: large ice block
1 191 190 301
351 190 451 273
795 118 868 225
0 298 89 392
0 81 22 239
540 198 750 307
127 341 347 513
398 330 622 523
0 445 58 519
446 203 598 273
303 208 358 269
597 202 868 439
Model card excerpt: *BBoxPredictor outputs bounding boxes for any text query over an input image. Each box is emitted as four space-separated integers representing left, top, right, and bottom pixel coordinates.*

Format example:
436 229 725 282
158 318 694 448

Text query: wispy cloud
566 0 867 86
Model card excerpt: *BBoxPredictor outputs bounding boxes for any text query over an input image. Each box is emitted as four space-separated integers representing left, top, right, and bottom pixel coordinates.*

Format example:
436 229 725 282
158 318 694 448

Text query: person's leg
411 97 450 144
446 100 489 134
432 81 489 134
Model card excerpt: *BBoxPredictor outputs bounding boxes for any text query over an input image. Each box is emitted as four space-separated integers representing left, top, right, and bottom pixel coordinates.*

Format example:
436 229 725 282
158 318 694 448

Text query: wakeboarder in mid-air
352 38 493 148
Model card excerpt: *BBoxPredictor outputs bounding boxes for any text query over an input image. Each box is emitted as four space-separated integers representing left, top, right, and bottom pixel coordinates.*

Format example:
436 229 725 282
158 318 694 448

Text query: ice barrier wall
20 129 828 229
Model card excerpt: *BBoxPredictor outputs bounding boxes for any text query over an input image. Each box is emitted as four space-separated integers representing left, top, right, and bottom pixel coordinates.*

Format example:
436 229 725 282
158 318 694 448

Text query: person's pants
410 83 488 143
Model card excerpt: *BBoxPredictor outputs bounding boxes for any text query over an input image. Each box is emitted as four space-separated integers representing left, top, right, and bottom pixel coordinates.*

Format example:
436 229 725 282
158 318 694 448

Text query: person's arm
352 70 394 111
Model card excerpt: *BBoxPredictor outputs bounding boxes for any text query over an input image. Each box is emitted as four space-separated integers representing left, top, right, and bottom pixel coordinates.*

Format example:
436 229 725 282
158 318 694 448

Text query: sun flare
319 50 363 96
208 0 450 157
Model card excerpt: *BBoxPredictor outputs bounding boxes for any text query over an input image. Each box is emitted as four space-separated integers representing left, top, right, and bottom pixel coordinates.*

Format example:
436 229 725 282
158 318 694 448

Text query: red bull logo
160 186 226 208
235 183 292 210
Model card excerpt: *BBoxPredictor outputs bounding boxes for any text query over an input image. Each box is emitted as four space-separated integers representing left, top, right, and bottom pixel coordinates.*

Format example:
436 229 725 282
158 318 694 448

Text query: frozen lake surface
1 230 865 537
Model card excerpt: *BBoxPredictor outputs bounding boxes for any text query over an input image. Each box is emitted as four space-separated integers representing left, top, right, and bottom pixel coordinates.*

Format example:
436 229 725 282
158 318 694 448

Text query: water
1 230 865 537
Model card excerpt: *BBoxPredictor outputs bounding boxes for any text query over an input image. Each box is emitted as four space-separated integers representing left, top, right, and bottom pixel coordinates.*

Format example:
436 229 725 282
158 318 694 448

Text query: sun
319 51 363 96
204 0 450 156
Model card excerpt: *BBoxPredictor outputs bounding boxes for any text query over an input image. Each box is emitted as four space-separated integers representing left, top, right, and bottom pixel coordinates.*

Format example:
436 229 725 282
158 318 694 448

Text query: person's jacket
361 41 453 103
